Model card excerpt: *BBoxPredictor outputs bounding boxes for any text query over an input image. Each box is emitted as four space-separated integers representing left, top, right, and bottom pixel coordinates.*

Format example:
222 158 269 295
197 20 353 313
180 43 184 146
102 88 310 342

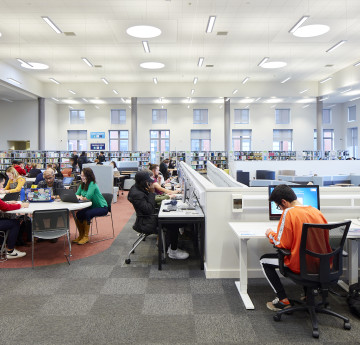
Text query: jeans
76 206 108 224
0 219 20 250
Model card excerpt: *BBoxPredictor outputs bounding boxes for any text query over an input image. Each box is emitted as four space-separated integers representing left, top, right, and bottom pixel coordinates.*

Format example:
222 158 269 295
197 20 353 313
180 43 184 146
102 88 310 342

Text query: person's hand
169 194 176 199
265 228 272 237
4 190 9 194
76 195 82 200
7 201 16 204
21 202 29 208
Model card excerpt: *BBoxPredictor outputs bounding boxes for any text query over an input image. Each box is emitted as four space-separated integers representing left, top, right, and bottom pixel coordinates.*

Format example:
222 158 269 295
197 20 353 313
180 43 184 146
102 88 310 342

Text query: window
193 109 208 124
273 129 293 151
67 130 87 151
110 109 126 124
234 109 249 124
347 127 358 158
152 109 167 124
232 129 252 151
348 105 356 122
69 110 85 124
313 129 317 151
322 109 331 124
275 109 290 124
150 130 170 163
323 129 334 151
109 130 129 151
191 130 211 151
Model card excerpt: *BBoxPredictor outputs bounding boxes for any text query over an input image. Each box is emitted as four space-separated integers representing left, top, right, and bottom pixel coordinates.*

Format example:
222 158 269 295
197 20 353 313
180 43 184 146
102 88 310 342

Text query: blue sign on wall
90 143 105 150
90 132 105 139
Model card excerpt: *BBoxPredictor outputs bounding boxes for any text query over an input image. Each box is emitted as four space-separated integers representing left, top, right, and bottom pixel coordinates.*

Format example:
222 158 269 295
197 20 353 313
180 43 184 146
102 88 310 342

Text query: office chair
274 221 351 338
0 230 9 262
32 209 71 268
89 193 115 243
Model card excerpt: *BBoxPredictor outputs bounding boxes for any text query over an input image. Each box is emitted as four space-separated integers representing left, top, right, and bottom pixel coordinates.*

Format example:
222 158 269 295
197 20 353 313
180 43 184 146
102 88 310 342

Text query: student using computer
149 164 180 196
260 184 327 311
0 167 26 194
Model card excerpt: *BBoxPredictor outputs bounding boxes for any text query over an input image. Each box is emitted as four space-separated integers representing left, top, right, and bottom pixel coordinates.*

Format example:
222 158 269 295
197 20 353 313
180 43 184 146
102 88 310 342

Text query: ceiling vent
217 31 228 36
94 65 103 68
206 64 214 67
64 32 76 36
325 64 334 67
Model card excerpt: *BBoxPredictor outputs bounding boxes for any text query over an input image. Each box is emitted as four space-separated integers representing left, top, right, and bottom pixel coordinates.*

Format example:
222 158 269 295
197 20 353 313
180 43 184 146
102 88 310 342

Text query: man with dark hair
260 184 327 311
160 158 170 180
97 151 106 163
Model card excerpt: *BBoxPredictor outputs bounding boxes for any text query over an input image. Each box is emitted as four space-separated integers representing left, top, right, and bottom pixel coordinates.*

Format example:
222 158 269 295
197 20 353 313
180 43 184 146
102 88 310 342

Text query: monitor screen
268 185 320 221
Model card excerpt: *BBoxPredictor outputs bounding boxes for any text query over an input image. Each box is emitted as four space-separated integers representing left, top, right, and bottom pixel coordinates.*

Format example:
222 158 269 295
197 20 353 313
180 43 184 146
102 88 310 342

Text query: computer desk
158 200 205 270
229 221 360 310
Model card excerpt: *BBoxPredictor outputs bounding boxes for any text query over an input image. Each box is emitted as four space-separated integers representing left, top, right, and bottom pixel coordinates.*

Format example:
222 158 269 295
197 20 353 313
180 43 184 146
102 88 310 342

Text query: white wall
44 100 60 150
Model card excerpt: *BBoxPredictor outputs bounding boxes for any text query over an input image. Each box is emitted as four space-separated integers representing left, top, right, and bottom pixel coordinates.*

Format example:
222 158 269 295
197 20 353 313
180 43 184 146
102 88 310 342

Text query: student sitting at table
160 158 171 180
74 167 108 245
0 167 26 194
12 160 26 176
28 163 42 178
52 163 63 179
149 164 180 196
37 169 64 198
34 164 53 185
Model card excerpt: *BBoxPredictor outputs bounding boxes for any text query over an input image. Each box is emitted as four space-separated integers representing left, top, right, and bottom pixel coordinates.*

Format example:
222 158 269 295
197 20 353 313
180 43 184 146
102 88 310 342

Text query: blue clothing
34 172 44 185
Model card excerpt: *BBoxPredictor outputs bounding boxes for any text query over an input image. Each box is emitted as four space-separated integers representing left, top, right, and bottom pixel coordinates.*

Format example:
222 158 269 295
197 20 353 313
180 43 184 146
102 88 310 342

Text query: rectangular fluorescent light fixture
320 77 332 84
242 77 250 84
153 78 158 84
206 16 216 33
299 89 308 94
254 97 261 102
350 96 360 102
51 97 59 102
354 61 360 67
193 77 198 84
49 78 60 84
232 89 238 95
191 89 195 95
225 97 230 102
101 78 109 85
326 40 347 53
198 57 204 67
69 106 74 109
68 89 76 95
302 104 310 108
82 98 89 102
288 15 310 33
41 16 62 34
121 98 126 102
81 57 93 67
281 77 291 84
16 58 32 68
257 57 269 67
340 88 352 94
142 41 150 53
113 89 119 95
1 98 14 103
329 104 336 108
7 78 21 85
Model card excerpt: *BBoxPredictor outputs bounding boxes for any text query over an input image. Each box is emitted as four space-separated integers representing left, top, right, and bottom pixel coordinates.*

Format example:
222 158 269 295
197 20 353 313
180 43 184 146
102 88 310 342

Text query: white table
229 221 360 310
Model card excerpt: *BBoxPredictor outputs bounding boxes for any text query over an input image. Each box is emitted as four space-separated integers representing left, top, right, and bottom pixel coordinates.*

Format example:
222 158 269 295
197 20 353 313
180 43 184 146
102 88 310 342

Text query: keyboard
178 204 196 210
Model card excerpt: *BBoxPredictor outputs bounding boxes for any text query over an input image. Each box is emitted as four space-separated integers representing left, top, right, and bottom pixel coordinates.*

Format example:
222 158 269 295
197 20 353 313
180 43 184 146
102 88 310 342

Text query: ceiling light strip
340 88 352 94
232 89 238 95
51 97 59 102
206 16 216 33
41 16 62 34
113 89 119 95
299 89 308 94
242 77 250 84
281 77 291 84
198 57 204 67
193 77 198 84
142 41 150 53
257 57 269 67
288 15 310 33
326 40 347 53
49 78 60 84
153 78 158 84
7 78 21 85
354 61 360 67
82 98 89 102
1 98 14 103
68 89 76 95
320 77 332 84
350 96 360 102
81 57 93 67
101 78 109 85
16 58 32 68
191 89 195 95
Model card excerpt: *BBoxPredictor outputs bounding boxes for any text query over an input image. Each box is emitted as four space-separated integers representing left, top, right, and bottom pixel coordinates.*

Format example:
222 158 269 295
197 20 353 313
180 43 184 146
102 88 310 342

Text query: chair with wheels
32 209 71 268
274 220 351 338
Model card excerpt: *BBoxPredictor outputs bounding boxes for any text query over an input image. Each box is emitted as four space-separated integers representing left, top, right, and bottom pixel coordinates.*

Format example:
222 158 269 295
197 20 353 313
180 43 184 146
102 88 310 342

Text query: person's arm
0 199 21 212
266 210 293 249
7 177 25 193
3 179 10 191
153 182 178 195
75 184 82 196
131 192 156 215
80 182 96 200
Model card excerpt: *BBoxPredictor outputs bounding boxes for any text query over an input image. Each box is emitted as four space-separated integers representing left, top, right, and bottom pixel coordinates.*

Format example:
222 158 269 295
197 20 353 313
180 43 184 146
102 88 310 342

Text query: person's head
100 151 104 155
0 173 6 189
81 151 86 156
110 161 117 168
135 170 154 193
12 160 19 165
6 166 19 180
46 164 52 169
73 151 77 155
269 184 298 210
43 168 55 186
52 163 59 170
31 162 37 169
163 159 169 164
19 162 25 168
149 163 159 177
81 167 96 189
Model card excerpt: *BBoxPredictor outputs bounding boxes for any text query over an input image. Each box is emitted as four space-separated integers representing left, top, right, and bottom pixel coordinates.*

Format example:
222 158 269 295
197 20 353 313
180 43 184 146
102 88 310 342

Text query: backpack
347 283 360 318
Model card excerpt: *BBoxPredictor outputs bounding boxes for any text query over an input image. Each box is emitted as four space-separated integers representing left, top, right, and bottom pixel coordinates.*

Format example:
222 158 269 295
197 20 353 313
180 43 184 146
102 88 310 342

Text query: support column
224 97 231 152
38 97 45 150
316 97 323 151
131 97 138 151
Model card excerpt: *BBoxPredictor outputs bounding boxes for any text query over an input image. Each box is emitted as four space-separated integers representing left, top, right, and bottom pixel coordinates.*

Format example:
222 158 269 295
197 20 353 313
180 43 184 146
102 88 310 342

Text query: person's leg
77 207 108 245
166 224 188 260
0 219 26 259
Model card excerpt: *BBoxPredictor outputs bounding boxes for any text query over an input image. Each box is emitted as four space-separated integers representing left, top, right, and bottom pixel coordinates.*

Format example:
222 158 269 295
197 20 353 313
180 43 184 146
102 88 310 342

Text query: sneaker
6 249 26 259
266 297 292 311
168 248 189 260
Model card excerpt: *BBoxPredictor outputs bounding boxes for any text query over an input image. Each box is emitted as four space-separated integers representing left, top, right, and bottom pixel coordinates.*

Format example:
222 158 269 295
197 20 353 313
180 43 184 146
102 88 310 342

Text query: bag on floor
347 283 360 318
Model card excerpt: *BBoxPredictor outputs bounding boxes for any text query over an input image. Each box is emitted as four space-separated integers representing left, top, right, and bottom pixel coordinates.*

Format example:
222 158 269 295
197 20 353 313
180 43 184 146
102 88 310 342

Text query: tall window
234 109 250 124
275 109 290 124
150 130 170 163
67 130 87 151
152 109 167 124
348 105 356 122
193 109 208 124
191 130 211 151
110 109 126 124
232 129 252 150
273 129 293 151
322 109 331 124
69 110 85 124
109 130 129 151
323 129 334 151
347 127 358 158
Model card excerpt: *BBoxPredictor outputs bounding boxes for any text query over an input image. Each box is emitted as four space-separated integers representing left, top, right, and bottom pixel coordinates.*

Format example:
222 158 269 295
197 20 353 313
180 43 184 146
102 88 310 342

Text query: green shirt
76 181 108 209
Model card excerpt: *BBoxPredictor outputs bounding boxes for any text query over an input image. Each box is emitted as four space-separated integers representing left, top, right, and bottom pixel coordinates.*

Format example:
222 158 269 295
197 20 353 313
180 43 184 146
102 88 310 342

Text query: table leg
158 224 162 270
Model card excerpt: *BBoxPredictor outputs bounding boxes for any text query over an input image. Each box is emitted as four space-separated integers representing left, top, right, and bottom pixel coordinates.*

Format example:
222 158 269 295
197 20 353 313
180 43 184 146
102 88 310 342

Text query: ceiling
1 0 360 105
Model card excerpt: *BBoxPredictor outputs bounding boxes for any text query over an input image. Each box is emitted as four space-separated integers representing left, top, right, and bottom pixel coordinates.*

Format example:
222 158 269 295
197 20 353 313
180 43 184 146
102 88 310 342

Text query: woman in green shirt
74 167 108 245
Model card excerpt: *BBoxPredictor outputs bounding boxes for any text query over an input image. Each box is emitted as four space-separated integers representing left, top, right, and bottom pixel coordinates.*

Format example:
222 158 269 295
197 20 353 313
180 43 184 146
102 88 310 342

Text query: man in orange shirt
260 184 327 311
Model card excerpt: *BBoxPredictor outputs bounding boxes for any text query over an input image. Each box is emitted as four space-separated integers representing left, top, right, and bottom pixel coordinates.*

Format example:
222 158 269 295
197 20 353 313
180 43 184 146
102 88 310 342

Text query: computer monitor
268 185 320 221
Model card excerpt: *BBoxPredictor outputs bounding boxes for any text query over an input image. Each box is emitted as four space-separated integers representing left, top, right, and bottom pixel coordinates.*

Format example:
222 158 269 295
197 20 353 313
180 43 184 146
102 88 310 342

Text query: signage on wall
90 143 105 150
90 132 105 139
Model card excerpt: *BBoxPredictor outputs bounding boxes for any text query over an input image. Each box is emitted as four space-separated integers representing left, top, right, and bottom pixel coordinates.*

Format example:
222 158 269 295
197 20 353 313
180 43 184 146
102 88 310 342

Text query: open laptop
3 192 20 201
62 177 74 186
59 189 88 203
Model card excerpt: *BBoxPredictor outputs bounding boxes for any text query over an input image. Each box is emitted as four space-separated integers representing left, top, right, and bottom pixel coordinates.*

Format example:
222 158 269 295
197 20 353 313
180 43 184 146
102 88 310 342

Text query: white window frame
191 130 211 151
275 109 290 124
234 109 249 124
67 130 87 151
193 109 208 124
322 109 331 124
323 129 334 151
152 109 167 124
347 127 358 158
109 130 129 151
69 109 85 125
348 105 356 122
232 129 252 151
110 109 126 124
273 129 293 151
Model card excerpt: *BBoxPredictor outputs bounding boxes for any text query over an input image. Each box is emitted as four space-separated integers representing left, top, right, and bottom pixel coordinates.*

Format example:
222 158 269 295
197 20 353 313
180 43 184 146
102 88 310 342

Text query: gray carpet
1 214 360 345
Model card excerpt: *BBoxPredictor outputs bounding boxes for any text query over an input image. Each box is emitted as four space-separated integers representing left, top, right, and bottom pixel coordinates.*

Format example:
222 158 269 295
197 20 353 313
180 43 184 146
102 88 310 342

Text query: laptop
62 177 74 186
59 189 88 203
3 192 20 201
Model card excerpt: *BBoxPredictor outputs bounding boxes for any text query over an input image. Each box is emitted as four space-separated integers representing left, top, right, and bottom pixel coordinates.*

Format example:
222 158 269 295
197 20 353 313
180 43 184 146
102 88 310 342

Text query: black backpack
347 283 360 318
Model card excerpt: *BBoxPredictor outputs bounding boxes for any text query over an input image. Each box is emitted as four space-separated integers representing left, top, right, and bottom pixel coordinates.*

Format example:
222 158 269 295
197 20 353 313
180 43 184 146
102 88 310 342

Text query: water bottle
20 187 25 202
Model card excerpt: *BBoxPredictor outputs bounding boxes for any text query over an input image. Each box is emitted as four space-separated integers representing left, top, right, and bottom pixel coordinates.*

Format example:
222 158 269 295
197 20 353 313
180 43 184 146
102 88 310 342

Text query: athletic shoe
168 248 189 260
6 249 26 259
266 297 292 311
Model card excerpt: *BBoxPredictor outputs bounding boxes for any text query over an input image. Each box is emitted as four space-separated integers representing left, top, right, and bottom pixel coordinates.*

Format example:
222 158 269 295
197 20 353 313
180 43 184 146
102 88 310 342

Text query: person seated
28 163 42 178
0 167 25 194
12 160 26 176
0 174 29 258
97 151 106 163
37 169 64 198
128 170 188 259
260 184 327 311
149 164 179 196
52 163 63 179
34 164 52 185
160 158 171 180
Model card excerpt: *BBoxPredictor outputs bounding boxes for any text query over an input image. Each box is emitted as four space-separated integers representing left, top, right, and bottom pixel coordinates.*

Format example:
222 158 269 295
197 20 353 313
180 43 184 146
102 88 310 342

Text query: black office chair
274 221 351 338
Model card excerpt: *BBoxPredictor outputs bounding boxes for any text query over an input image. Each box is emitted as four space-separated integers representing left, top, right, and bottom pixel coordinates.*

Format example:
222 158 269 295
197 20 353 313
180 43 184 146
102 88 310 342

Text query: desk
229 221 360 310
158 200 205 270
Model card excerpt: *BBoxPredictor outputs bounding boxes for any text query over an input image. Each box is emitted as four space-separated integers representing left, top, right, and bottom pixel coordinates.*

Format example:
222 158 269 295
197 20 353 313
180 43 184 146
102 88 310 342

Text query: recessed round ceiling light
293 24 330 38
140 62 165 69
261 61 287 69
126 25 161 38
21 62 49 70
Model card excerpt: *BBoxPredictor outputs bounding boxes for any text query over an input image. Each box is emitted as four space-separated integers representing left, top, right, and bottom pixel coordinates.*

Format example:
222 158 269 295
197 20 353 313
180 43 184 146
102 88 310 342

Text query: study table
229 221 360 310
158 199 205 270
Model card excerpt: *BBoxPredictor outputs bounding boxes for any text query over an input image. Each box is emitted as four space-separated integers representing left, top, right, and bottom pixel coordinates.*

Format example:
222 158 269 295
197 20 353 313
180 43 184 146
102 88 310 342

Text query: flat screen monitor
268 185 320 221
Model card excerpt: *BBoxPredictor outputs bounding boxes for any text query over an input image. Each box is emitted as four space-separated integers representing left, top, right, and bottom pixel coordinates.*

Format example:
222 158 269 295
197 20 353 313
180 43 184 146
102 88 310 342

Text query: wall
44 100 60 150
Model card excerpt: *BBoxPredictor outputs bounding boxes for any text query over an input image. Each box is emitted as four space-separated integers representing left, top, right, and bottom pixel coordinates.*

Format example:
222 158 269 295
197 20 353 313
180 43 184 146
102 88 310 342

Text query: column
316 97 323 151
131 97 137 151
38 97 45 150
224 97 231 152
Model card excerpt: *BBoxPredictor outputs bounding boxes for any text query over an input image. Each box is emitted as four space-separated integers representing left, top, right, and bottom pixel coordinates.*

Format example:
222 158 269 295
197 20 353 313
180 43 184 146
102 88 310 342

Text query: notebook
59 189 88 203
